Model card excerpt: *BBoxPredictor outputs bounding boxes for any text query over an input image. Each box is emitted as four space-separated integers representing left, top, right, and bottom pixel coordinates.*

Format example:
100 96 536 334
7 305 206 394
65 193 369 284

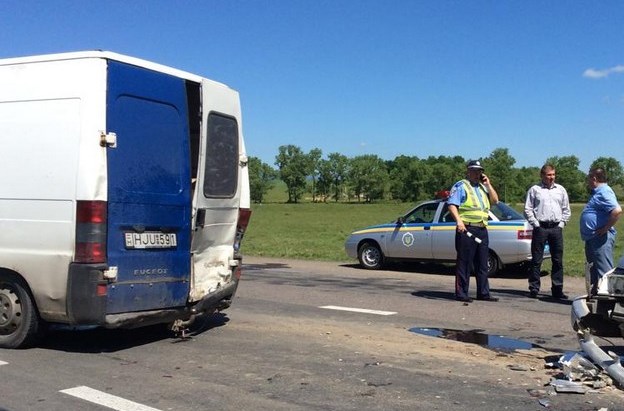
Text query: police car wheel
487 251 500 277
0 275 42 349
358 242 384 270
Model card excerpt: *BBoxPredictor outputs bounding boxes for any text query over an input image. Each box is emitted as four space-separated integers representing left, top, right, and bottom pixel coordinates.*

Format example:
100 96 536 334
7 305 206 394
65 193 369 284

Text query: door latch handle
196 209 206 228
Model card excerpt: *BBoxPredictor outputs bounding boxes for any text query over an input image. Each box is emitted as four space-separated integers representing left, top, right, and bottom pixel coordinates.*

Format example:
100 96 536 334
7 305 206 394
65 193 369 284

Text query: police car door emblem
402 232 414 247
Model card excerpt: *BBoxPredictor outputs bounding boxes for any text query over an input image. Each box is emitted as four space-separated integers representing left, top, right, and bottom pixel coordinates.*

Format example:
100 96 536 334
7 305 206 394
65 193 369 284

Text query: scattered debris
536 351 617 401
527 388 548 398
570 330 623 388
571 261 624 389
366 381 392 387
560 352 600 381
544 361 559 369
549 379 589 394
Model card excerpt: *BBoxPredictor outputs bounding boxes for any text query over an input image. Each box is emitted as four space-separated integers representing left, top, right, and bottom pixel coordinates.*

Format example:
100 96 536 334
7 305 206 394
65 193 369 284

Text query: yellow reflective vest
458 179 490 224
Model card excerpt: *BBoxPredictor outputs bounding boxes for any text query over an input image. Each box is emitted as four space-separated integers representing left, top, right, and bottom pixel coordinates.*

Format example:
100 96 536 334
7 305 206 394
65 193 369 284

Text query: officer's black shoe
551 287 568 299
529 290 538 299
477 296 499 302
456 296 473 303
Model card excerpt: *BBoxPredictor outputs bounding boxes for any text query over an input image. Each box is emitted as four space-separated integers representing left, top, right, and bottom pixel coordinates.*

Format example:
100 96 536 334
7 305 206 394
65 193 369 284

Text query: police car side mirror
396 216 405 224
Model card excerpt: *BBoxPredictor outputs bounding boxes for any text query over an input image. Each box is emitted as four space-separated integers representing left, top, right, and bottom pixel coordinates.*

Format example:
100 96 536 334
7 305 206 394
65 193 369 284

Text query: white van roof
0 50 231 90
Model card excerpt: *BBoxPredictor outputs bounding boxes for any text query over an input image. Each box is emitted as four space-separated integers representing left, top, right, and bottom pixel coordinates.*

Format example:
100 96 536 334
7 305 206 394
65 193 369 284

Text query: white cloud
583 65 624 79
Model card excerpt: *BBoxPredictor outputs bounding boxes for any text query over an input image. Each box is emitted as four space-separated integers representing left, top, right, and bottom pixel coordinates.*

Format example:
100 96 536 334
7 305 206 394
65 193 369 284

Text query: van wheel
358 242 384 270
0 276 41 349
487 251 500 277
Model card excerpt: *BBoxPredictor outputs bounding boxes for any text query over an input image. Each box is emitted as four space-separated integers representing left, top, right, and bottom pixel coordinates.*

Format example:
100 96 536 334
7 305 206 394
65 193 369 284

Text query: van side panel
105 61 191 313
0 59 107 322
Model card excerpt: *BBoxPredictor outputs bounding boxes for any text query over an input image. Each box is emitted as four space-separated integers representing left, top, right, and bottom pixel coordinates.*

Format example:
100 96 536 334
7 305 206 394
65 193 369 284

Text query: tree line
249 145 624 204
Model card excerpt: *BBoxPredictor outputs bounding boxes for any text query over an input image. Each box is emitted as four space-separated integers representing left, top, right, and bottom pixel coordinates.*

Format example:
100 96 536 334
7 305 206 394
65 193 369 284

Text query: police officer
447 160 500 303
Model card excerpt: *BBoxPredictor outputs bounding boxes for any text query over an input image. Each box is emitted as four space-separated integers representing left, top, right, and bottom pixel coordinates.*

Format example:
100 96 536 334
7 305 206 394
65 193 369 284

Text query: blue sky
2 1 622 171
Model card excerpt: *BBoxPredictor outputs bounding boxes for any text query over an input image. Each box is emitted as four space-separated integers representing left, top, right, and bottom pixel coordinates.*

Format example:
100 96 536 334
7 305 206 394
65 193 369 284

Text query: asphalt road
1 257 623 410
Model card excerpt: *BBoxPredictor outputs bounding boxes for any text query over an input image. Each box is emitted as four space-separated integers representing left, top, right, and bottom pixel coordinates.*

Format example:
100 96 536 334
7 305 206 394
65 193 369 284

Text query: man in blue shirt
580 167 622 294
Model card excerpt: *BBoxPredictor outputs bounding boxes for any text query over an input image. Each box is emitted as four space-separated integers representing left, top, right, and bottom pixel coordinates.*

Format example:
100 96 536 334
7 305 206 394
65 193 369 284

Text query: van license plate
124 232 177 249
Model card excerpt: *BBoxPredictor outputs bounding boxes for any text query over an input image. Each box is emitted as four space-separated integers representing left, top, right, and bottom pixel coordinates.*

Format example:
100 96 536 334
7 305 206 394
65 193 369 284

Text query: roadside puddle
409 327 542 351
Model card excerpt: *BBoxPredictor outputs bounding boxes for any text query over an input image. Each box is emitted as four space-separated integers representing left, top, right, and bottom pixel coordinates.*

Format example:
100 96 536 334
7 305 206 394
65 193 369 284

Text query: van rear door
189 80 243 302
105 61 191 313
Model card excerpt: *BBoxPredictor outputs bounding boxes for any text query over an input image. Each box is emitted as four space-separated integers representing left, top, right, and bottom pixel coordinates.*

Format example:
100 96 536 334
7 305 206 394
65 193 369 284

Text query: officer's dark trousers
528 226 564 294
454 226 490 299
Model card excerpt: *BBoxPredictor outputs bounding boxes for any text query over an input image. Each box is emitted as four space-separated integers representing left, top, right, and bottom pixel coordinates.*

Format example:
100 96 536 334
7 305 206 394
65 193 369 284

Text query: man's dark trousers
455 226 490 299
529 225 564 294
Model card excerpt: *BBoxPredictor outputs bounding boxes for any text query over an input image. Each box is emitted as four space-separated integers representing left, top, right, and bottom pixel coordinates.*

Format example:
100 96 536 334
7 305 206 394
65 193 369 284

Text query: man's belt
465 222 486 227
539 221 560 228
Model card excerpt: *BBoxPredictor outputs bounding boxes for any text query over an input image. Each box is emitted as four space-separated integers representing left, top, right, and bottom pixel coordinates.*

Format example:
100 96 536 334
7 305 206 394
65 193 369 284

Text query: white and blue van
0 51 251 348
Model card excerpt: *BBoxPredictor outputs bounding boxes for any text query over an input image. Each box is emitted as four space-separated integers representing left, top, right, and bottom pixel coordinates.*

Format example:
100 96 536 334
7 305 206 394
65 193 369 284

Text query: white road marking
0 360 8 366
60 386 162 411
320 305 397 316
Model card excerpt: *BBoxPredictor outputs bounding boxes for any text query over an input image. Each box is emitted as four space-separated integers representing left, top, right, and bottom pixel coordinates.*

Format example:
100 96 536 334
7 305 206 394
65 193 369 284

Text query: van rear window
204 113 239 198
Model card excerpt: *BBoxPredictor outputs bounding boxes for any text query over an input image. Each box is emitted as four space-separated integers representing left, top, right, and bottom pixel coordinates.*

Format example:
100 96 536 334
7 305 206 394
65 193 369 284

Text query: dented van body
0 51 251 348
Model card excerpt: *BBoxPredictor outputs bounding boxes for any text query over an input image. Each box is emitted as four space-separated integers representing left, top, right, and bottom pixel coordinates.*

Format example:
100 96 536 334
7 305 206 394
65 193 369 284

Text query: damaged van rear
0 51 251 348
571 257 624 385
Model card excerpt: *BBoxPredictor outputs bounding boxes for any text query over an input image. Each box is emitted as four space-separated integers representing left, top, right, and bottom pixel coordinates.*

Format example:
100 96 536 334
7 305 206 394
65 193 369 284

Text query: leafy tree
407 160 433 201
275 145 308 203
248 156 277 203
388 156 420 201
591 157 624 187
424 156 465 196
307 148 323 202
348 155 389 202
387 155 459 202
326 152 349 202
316 159 333 202
482 148 516 203
514 166 541 202
263 146 619 205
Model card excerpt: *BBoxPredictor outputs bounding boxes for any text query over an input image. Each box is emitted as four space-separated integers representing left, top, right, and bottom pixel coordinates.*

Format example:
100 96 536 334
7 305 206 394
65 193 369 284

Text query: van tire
0 275 42 349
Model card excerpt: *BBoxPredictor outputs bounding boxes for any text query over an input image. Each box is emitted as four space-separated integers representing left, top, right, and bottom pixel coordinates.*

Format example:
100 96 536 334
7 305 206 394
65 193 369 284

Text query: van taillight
75 201 107 263
234 208 252 254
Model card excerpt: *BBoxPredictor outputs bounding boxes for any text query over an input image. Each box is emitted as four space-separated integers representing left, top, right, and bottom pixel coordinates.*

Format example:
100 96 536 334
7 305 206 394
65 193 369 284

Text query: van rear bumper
103 278 239 329
67 262 239 328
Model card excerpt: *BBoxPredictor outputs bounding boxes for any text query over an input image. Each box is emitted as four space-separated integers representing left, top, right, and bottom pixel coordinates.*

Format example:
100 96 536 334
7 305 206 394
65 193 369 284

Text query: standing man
580 167 622 294
447 160 500 303
524 164 571 299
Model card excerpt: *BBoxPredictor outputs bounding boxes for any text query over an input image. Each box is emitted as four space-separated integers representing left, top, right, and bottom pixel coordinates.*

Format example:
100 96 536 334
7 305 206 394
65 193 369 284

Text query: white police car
345 194 548 276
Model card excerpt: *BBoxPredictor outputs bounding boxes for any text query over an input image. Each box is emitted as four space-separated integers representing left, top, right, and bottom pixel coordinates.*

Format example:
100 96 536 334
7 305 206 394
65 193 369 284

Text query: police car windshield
490 202 524 221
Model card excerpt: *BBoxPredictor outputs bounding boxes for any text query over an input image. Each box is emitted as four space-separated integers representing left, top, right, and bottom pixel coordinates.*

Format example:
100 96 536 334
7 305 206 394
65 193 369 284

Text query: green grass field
244 193 624 277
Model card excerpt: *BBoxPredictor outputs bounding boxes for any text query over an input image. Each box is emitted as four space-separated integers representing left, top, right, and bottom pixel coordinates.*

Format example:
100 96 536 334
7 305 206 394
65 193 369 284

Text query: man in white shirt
524 164 571 299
